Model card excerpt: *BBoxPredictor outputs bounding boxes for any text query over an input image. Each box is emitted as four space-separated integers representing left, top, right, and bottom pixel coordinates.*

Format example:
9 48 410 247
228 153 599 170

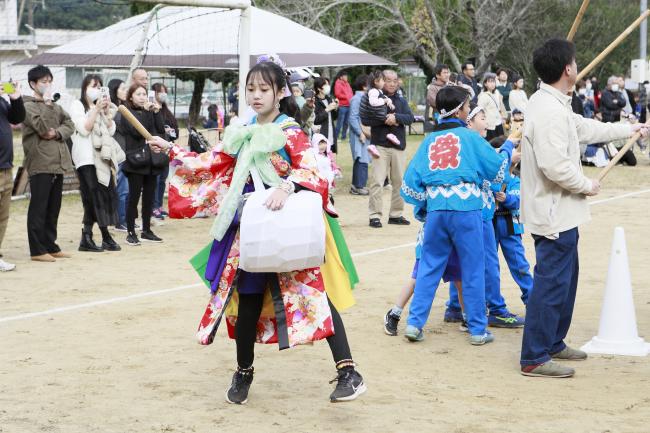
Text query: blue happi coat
401 118 512 221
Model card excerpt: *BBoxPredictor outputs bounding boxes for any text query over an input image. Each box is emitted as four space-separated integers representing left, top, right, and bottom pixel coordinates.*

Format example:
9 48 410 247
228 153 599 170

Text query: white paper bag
239 168 326 273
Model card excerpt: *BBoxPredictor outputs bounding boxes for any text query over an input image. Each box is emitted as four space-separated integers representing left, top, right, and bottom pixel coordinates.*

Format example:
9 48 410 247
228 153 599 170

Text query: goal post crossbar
129 0 252 116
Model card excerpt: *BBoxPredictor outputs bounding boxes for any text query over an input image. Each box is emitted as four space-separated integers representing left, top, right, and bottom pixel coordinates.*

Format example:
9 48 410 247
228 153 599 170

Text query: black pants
77 165 118 229
27 173 63 256
486 124 505 142
125 172 156 233
235 294 352 369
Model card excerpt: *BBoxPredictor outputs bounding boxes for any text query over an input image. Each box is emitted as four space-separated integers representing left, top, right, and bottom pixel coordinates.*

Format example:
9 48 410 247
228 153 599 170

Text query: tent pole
128 3 164 86
238 6 251 117
173 74 178 117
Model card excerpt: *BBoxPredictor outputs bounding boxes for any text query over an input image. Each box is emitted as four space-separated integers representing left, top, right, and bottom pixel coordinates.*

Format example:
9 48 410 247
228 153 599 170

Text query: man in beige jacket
519 39 649 378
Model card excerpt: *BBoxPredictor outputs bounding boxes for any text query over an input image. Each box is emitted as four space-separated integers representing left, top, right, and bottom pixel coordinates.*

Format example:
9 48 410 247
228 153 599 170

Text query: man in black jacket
368 70 415 228
600 76 626 123
0 81 26 271
459 63 481 102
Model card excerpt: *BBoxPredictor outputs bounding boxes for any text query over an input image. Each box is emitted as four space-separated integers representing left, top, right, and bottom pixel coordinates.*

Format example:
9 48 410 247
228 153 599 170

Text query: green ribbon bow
210 123 287 240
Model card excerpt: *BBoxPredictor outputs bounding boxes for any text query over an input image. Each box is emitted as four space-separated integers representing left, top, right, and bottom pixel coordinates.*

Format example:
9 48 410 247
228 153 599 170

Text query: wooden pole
118 105 154 140
577 10 650 82
567 0 590 41
597 133 641 181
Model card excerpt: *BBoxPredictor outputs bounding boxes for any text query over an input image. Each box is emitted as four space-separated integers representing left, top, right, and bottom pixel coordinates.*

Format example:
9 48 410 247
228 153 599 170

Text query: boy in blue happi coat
445 132 526 330
493 161 533 304
400 86 513 345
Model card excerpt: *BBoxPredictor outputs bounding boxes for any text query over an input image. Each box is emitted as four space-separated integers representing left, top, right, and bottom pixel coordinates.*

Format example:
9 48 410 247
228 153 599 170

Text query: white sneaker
0 259 16 272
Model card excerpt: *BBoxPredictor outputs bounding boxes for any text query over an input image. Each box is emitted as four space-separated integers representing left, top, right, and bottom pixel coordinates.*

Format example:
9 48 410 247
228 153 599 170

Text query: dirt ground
1 147 650 433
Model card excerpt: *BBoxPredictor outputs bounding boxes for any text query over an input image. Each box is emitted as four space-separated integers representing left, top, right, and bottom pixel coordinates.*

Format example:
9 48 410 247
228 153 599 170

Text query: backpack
188 127 210 154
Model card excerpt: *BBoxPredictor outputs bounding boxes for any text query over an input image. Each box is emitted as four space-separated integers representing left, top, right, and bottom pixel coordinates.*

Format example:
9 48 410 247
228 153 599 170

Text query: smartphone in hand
148 90 156 103
2 82 15 94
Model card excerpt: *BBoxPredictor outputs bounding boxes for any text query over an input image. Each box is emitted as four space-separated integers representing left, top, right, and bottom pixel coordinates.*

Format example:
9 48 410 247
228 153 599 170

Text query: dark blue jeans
116 164 129 226
352 158 368 189
335 105 350 140
153 164 170 211
520 228 579 366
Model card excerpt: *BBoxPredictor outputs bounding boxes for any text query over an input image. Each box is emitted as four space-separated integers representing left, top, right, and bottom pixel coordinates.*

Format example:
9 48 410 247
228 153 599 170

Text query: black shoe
329 367 367 403
126 232 141 246
369 218 382 228
113 224 128 232
140 230 163 243
101 236 122 251
79 230 104 252
388 216 410 225
226 366 254 405
384 309 400 336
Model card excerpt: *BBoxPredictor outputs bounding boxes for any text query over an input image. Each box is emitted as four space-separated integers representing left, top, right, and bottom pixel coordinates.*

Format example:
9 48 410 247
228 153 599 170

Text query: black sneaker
226 367 254 405
125 232 141 246
384 309 400 336
140 230 163 243
329 367 367 403
369 218 382 228
388 216 410 225
113 224 128 232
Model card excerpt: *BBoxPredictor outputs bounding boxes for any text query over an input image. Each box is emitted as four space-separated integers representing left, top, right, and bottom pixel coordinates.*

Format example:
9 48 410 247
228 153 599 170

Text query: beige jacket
520 83 632 235
477 90 506 130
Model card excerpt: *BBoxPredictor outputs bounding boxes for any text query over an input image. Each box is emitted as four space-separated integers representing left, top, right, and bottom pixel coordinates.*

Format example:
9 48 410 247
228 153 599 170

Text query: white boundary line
1 188 649 324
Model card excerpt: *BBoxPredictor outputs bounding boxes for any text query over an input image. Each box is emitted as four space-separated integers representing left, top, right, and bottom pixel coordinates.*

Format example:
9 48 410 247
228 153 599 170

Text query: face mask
86 87 100 102
585 81 592 90
158 93 168 103
578 88 587 96
322 85 331 94
37 83 50 96
611 84 620 92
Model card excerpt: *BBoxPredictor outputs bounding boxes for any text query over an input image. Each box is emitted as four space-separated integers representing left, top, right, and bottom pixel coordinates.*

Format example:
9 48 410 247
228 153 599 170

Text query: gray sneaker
469 331 494 345
521 361 575 378
551 346 588 361
404 325 424 342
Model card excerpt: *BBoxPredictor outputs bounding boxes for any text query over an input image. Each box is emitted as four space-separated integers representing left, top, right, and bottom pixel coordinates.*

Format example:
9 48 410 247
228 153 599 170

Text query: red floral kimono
168 115 338 348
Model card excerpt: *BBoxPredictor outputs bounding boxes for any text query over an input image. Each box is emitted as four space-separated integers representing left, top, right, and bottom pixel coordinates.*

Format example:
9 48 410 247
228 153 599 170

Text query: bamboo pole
577 10 650 82
118 105 154 140
597 133 641 181
567 0 590 41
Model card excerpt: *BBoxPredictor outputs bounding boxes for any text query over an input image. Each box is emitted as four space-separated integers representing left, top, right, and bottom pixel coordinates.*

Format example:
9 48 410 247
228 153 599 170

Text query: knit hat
310 133 330 153
482 72 497 84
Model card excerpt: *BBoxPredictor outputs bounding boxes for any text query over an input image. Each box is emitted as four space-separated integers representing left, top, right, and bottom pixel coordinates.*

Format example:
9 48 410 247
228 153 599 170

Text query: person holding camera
0 79 25 271
22 65 75 262
118 83 166 246
70 74 124 253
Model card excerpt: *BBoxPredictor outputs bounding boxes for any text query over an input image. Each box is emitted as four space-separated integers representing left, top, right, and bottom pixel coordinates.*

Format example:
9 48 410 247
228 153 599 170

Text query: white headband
467 105 484 121
439 97 468 119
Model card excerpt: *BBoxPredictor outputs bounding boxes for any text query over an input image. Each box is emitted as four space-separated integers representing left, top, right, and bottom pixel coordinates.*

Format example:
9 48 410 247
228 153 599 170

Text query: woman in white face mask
313 76 339 153
70 74 125 252
151 82 179 220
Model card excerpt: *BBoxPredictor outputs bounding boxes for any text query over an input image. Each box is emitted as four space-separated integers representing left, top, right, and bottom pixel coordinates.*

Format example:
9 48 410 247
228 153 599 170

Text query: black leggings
125 172 156 233
235 293 352 369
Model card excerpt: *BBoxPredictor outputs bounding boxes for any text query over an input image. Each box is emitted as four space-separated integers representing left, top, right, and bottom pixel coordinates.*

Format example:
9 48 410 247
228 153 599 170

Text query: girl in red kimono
147 59 365 405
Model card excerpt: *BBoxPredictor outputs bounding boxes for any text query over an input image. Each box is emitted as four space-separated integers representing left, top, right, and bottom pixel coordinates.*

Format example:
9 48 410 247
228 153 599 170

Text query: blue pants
153 164 169 210
447 219 508 316
116 164 129 226
494 216 533 304
335 105 350 140
352 158 368 189
520 229 579 366
407 210 487 336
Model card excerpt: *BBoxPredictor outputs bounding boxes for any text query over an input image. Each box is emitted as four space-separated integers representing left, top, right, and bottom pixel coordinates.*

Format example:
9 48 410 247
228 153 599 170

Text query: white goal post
132 0 252 117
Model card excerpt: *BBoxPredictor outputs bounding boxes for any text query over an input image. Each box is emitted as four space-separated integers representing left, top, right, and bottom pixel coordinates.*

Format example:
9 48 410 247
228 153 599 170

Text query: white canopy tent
16 6 392 70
